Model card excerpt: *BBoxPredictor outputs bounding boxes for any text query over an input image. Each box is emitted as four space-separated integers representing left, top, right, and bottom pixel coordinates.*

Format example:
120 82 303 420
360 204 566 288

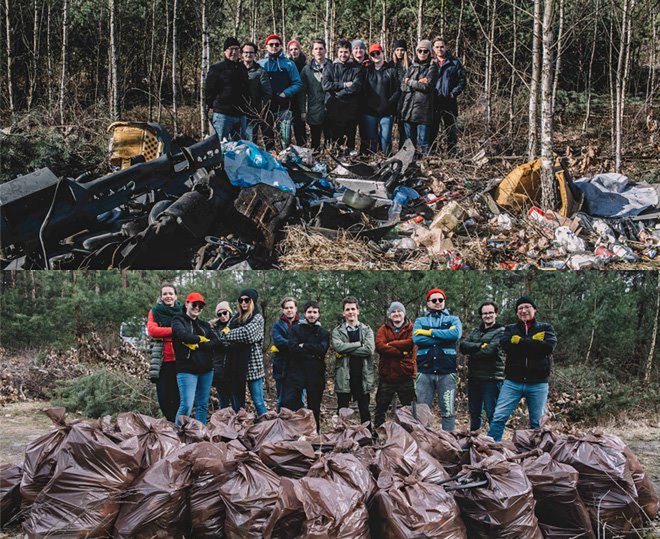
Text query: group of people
205 34 466 156
147 283 557 440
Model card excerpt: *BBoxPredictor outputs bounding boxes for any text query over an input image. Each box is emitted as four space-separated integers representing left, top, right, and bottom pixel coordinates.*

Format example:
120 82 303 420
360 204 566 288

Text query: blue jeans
403 122 431 154
488 379 549 441
247 377 268 416
212 112 244 141
360 114 394 155
175 370 214 425
467 379 503 431
416 372 457 431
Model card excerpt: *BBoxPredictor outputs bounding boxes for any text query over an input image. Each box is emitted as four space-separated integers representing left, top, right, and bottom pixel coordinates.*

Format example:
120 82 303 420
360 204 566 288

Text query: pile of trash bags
1 405 658 538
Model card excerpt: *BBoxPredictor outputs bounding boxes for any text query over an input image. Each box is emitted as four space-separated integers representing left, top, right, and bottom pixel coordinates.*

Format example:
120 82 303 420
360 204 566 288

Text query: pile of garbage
1 405 657 537
0 122 657 269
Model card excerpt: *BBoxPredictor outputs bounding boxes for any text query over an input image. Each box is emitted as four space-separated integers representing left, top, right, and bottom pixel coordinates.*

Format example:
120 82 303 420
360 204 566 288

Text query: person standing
205 37 250 141
300 38 331 150
399 39 438 155
391 39 410 150
148 283 183 423
284 301 331 431
488 297 557 442
431 37 466 155
217 289 267 417
374 302 416 427
241 41 272 143
351 39 370 155
210 301 233 409
287 39 308 146
459 301 505 432
331 297 375 425
259 34 303 150
270 296 300 411
412 288 462 431
171 292 215 425
322 39 364 154
360 44 400 155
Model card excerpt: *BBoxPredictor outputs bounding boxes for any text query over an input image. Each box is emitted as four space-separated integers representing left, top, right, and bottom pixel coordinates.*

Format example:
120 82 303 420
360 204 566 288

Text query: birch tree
172 0 178 134
527 0 542 160
416 0 423 41
540 0 556 209
582 0 600 132
615 0 634 172
550 0 564 114
5 0 14 118
200 0 209 137
109 0 119 120
59 0 68 125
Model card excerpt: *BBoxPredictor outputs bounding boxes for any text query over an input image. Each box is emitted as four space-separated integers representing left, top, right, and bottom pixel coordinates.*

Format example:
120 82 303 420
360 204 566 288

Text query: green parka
331 322 375 394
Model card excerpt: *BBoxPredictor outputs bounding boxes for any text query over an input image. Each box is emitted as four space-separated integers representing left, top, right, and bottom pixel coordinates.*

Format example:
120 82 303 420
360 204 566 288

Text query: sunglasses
370 51 381 56
217 310 230 316
191 302 205 309
239 297 252 304
267 42 281 48
428 297 445 303
417 49 430 54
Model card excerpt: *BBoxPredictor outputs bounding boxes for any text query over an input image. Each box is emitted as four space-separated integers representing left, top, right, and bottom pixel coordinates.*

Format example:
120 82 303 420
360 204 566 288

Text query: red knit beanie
264 34 282 46
426 288 446 301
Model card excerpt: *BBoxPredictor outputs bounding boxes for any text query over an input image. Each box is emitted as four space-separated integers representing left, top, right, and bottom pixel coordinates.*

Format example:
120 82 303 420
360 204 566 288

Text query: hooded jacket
258 51 303 111
501 319 557 384
322 59 364 121
299 58 330 125
376 319 416 384
362 61 401 117
271 314 299 381
434 52 466 100
171 314 215 374
245 63 273 116
459 323 506 381
205 59 250 116
413 309 462 375
399 59 438 125
287 319 330 363
331 322 375 394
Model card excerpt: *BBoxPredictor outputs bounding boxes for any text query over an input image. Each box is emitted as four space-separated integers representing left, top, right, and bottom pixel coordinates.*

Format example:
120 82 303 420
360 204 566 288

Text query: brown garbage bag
464 434 517 465
550 431 644 537
395 405 462 475
23 421 140 537
208 407 255 442
453 455 543 539
374 422 450 485
177 415 209 443
115 412 182 469
519 452 595 539
0 463 23 528
265 477 370 538
331 438 377 469
114 444 198 538
512 415 558 454
20 407 75 508
241 408 316 451
372 471 467 538
218 451 281 538
318 407 373 447
307 450 377 503
259 440 317 478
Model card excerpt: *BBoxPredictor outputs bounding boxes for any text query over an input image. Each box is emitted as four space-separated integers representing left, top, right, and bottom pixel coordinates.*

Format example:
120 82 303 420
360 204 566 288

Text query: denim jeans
416 372 457 431
175 370 214 425
403 122 431 154
212 113 244 141
248 377 268 416
488 379 549 441
360 114 394 155
467 379 503 431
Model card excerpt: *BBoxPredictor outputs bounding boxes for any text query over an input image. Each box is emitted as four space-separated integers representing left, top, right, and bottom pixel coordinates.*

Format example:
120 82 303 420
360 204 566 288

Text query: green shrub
54 369 161 418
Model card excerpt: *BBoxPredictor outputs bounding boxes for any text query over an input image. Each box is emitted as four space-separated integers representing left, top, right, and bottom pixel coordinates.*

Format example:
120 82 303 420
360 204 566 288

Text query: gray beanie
351 39 366 50
416 39 433 53
387 301 406 317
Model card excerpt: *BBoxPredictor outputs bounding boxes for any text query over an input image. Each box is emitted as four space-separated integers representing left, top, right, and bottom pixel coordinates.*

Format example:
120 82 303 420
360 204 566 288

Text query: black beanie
515 296 537 311
224 37 240 51
239 288 259 303
392 39 407 50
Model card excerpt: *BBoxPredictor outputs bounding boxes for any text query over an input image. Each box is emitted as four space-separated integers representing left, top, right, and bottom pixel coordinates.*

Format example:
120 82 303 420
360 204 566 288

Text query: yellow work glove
335 353 346 359
403 351 409 357
511 335 521 345
221 326 230 334
414 329 433 337
481 343 488 349
450 325 456 330
270 345 280 353
198 336 210 343
183 342 199 351
532 332 545 342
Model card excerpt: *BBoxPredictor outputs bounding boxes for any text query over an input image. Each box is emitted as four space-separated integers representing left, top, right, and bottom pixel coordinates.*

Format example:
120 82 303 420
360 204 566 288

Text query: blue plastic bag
223 141 296 194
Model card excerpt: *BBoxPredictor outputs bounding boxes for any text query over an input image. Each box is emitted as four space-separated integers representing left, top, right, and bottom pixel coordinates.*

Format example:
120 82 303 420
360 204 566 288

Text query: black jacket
210 318 231 383
287 320 330 363
205 59 250 116
399 59 438 125
501 320 557 384
171 314 216 374
322 59 364 121
459 323 506 381
245 63 272 116
434 53 466 99
362 62 401 117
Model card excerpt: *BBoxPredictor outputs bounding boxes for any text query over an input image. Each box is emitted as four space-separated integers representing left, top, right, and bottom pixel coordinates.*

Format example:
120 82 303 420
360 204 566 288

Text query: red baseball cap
369 43 383 54
264 34 283 46
426 288 446 301
186 292 206 305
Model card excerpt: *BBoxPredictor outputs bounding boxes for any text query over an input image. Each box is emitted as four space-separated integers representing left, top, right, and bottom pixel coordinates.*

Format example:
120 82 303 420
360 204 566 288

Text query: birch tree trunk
455 0 464 57
280 0 285 45
157 0 170 123
28 0 39 110
109 0 119 120
270 0 276 34
645 1 657 113
5 0 15 118
615 0 631 173
369 0 373 43
540 0 556 210
608 0 616 152
324 0 331 52
551 0 564 114
47 0 53 108
172 0 178 134
148 0 156 119
416 0 423 42
527 0 542 160
381 0 386 46
59 0 68 125
200 0 209 138
234 0 243 36
251 0 258 42
483 0 496 147
582 0 600 132
643 271 659 383
508 0 518 136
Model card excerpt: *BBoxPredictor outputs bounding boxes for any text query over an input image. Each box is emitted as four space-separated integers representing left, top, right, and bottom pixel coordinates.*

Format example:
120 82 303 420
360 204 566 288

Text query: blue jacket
434 53 466 99
259 52 303 110
413 309 462 374
271 315 299 380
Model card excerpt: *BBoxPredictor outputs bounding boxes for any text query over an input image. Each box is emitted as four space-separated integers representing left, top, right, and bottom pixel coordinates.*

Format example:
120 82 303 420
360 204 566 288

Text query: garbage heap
1 405 657 538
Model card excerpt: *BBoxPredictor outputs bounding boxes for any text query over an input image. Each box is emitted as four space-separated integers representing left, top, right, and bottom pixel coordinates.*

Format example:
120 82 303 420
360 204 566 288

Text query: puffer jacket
413 309 462 375
399 59 438 125
331 322 375 394
322 59 364 121
376 319 416 384
147 310 176 382
362 62 401 117
171 314 215 375
210 318 231 383
502 320 557 384
459 323 506 381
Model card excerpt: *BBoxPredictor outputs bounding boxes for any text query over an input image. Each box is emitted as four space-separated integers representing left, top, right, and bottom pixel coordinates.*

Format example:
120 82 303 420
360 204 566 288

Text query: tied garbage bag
458 432 517 465
242 408 317 451
519 452 595 539
372 471 467 539
23 421 140 537
550 431 644 537
307 450 377 503
218 451 281 539
115 412 182 469
0 463 23 527
208 407 255 442
452 455 543 539
176 415 209 444
318 407 373 447
223 140 296 194
512 414 558 454
259 439 317 478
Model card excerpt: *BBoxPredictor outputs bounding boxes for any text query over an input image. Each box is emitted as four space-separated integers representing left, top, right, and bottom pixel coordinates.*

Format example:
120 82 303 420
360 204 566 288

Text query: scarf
152 301 183 327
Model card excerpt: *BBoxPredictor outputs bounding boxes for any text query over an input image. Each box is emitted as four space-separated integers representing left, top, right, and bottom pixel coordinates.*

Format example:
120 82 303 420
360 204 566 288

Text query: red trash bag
0 463 23 528
372 471 467 538
307 450 377 503
115 412 182 469
208 408 255 442
259 440 318 478
241 408 317 451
